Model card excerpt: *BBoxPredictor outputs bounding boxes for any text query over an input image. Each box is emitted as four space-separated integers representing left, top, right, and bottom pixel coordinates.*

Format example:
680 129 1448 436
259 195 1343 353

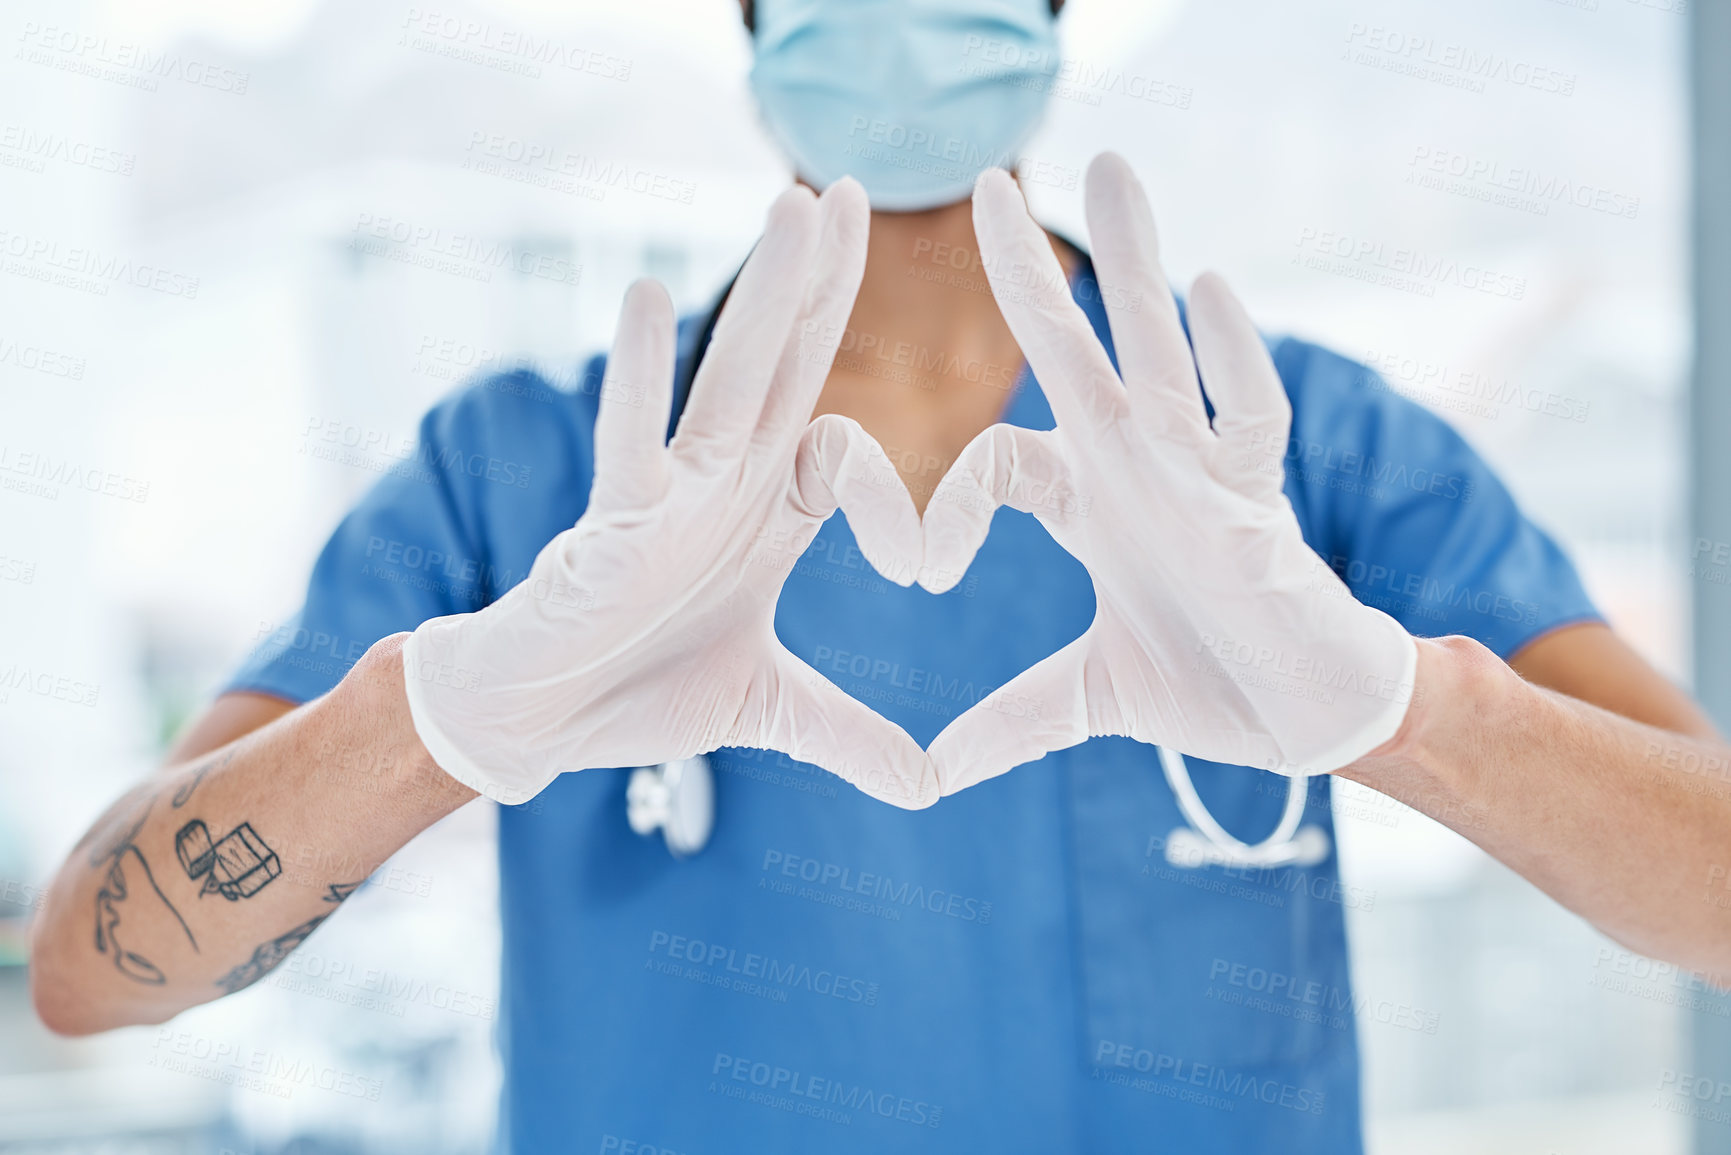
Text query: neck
807 178 1075 513
856 196 1011 346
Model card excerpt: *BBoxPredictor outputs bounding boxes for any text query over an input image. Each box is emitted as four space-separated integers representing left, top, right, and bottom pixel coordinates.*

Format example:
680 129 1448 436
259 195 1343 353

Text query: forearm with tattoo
30 635 476 1034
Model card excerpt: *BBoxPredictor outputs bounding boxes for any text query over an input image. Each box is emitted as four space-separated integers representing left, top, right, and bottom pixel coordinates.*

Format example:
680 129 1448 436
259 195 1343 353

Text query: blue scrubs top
230 256 1599 1154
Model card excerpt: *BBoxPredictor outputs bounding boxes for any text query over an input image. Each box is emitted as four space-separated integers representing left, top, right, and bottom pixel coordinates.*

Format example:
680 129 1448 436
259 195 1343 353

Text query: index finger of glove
755 178 871 455
927 634 1101 795
1187 271 1293 503
1083 152 1211 446
591 279 676 512
739 644 939 810
790 413 924 588
973 168 1128 436
920 423 1073 594
672 186 820 474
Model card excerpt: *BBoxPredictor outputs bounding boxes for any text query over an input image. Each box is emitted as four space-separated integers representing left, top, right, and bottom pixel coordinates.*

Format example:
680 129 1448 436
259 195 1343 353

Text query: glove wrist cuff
1299 628 1420 774
401 628 547 807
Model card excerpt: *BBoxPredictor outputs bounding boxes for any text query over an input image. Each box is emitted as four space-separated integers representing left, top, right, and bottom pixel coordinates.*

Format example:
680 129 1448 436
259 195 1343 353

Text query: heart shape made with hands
402 154 1416 816
816 154 1419 802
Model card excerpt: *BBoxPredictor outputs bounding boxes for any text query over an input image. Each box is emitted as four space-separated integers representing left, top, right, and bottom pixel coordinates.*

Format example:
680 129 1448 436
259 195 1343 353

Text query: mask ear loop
1157 746 1331 870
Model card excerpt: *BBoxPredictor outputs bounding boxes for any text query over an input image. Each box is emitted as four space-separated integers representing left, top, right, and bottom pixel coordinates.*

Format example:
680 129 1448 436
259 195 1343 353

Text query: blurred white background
0 0 1701 1151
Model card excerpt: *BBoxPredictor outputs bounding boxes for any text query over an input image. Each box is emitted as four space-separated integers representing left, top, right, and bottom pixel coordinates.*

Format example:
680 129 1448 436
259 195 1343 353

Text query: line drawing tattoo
175 819 281 900
213 913 331 994
171 748 234 809
324 881 362 903
210 878 361 994
90 800 198 985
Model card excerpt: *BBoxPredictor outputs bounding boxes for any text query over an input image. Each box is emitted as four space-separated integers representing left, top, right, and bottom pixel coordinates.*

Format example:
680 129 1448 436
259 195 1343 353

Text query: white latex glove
920 154 1418 795
402 180 936 809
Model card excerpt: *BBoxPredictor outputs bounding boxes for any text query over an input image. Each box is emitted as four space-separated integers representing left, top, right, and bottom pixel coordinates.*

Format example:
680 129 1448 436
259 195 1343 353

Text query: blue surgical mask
749 0 1060 212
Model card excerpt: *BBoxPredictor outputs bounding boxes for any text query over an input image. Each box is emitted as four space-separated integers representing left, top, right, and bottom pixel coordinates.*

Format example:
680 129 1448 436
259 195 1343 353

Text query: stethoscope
1156 745 1332 869
626 756 714 858
626 748 1331 869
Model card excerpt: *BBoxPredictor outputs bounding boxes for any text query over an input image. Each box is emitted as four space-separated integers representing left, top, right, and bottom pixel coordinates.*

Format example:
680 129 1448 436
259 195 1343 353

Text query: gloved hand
402 180 937 808
919 154 1418 796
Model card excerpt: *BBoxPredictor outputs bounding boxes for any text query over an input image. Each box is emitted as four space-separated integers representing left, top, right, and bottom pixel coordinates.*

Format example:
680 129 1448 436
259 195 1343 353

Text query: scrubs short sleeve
1273 340 1602 659
224 365 601 705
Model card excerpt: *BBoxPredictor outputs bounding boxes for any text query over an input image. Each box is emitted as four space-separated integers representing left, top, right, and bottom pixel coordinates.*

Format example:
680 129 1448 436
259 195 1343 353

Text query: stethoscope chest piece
627 755 715 858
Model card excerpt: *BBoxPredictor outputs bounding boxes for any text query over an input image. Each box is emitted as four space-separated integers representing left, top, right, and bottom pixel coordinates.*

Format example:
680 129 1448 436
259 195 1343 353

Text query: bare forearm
28 635 476 1034
1342 636 1731 978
